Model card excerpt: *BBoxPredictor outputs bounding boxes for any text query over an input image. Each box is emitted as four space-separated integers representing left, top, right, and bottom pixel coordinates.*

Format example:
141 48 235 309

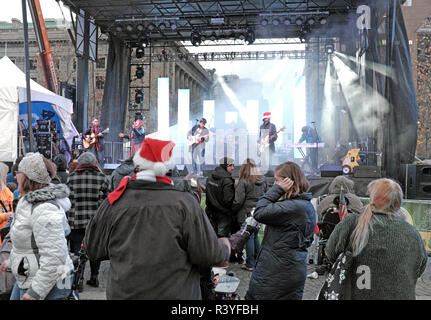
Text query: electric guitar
258 126 286 153
187 132 215 146
83 128 109 149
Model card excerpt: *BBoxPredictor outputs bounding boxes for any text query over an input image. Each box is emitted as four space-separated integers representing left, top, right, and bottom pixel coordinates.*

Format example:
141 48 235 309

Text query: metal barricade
103 141 130 164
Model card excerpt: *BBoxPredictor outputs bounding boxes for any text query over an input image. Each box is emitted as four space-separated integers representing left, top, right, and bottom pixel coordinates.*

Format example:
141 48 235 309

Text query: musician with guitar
259 112 279 165
187 118 210 176
84 117 106 167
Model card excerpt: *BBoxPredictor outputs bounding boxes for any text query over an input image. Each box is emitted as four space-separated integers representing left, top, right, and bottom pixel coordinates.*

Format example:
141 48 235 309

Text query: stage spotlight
295 17 303 25
284 18 292 26
239 34 246 41
136 47 145 59
210 33 217 41
261 19 268 26
158 22 166 31
307 17 316 25
170 23 177 31
148 23 156 31
138 37 149 48
272 18 280 26
115 25 123 32
137 24 145 32
135 89 143 104
136 66 144 79
319 17 327 25
191 30 202 46
326 44 335 54
126 24 134 32
245 28 255 45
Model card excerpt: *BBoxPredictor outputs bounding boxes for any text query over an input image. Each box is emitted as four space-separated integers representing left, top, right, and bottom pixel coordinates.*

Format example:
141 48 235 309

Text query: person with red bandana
83 138 231 299
84 117 105 167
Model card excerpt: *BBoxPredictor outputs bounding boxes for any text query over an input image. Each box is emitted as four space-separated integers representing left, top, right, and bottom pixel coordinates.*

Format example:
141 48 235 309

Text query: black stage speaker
400 164 431 199
353 166 381 178
320 165 343 177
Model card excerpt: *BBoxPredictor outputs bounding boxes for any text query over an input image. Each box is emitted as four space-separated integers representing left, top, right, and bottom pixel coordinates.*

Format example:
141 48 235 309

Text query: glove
245 216 259 234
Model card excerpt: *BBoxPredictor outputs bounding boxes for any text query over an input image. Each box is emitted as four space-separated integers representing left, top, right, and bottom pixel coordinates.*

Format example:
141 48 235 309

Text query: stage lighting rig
191 30 202 47
136 66 144 79
136 47 145 59
138 37 149 48
135 89 144 104
245 28 255 45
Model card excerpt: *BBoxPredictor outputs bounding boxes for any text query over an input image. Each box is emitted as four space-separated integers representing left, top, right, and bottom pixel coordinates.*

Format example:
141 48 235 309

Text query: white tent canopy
0 56 78 161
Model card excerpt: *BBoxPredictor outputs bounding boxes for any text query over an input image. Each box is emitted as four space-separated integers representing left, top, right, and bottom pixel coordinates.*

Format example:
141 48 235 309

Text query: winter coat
110 160 135 191
205 166 235 218
84 179 229 299
247 185 316 300
53 154 69 184
123 127 145 145
232 177 267 225
8 184 73 300
325 212 427 300
317 175 363 218
66 168 109 229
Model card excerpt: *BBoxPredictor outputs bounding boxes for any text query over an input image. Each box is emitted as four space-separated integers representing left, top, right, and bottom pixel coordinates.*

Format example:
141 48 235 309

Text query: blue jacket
247 184 316 300
124 127 145 144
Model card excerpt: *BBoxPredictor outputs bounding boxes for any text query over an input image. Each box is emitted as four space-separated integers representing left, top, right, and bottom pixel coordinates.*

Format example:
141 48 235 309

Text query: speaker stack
36 120 58 160
400 164 431 199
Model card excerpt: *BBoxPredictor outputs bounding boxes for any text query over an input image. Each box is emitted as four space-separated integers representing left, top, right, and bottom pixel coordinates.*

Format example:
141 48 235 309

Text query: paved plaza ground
78 257 431 300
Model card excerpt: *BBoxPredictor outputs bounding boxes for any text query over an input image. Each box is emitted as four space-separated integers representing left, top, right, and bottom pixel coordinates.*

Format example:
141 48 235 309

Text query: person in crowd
53 154 69 184
6 157 23 186
246 161 316 300
0 153 73 300
188 118 210 176
325 178 428 299
84 138 230 299
68 160 79 174
66 152 109 290
232 158 267 271
205 157 236 238
84 117 106 167
119 118 146 158
109 156 136 191
0 163 13 245
298 125 320 174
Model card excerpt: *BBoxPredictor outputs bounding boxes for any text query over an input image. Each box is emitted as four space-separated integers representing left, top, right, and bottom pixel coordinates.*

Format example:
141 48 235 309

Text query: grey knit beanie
77 152 97 165
18 152 51 184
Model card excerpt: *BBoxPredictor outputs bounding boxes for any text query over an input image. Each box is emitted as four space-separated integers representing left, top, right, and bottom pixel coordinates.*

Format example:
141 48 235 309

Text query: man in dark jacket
84 138 230 299
109 157 136 191
205 157 235 237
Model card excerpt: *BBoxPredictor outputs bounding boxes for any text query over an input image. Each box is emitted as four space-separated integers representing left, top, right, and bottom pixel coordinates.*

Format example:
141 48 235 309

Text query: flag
338 186 349 221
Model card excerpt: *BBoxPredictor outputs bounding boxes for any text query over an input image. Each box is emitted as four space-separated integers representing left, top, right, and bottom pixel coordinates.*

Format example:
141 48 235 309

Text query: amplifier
36 132 54 159
353 166 381 178
320 165 343 177
37 120 57 133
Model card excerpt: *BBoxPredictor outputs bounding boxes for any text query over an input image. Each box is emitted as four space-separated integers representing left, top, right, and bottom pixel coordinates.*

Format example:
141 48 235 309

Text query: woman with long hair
232 158 267 270
325 178 427 299
119 118 146 157
0 153 73 300
245 161 316 300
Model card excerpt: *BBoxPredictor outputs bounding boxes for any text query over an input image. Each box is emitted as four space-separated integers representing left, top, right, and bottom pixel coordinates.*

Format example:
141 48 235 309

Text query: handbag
0 233 16 298
317 250 353 300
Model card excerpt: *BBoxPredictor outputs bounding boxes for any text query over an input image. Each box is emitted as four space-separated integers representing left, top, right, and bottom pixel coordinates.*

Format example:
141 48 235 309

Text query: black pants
68 229 101 276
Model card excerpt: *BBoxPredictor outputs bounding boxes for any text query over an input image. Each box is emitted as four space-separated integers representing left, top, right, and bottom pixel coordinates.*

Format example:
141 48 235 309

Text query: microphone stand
311 122 321 174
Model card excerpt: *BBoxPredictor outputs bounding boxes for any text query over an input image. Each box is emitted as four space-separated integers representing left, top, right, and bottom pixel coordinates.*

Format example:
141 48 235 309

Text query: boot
86 274 99 288
77 278 84 292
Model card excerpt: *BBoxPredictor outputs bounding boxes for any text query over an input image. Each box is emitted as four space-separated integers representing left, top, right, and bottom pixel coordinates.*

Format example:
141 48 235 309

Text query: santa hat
133 138 176 176
262 112 271 119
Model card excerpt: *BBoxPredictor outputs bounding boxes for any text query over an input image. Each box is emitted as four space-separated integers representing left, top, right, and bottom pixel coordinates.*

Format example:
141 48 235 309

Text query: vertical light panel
203 100 215 128
294 75 306 158
178 89 190 140
158 77 169 140
246 100 259 134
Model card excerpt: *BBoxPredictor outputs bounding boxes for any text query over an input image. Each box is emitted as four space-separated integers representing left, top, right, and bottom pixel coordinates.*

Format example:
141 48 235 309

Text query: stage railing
104 141 130 164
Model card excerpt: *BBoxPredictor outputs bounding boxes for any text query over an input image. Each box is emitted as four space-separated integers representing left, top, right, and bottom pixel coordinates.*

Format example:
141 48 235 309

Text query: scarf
74 163 101 173
107 170 173 205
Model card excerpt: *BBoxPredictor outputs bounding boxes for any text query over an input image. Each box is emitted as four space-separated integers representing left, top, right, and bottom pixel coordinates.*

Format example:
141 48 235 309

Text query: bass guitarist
84 117 105 167
259 112 278 165
187 118 209 176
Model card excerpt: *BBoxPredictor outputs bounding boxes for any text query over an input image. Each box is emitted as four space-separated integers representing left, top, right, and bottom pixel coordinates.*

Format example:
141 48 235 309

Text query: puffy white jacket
8 184 74 300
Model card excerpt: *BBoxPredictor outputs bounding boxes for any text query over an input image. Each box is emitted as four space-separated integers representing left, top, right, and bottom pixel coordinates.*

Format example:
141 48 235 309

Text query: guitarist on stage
84 117 105 167
187 118 209 176
259 112 278 164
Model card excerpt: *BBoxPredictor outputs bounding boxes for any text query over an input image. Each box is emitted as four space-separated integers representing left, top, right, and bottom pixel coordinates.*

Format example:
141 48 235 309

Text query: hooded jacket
247 184 316 300
232 177 267 225
110 160 135 191
8 184 73 300
205 166 235 217
317 176 364 218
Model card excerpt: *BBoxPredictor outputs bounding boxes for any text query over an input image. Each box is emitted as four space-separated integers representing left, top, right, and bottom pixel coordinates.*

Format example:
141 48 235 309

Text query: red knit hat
133 138 176 176
262 112 271 119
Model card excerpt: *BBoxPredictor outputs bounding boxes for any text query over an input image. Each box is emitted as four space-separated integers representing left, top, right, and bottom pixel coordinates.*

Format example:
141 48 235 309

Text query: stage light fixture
319 17 327 25
210 33 217 41
239 34 246 41
136 47 145 59
272 18 280 26
148 23 156 31
158 23 166 31
126 24 134 32
137 24 145 32
115 25 123 32
170 23 177 31
307 17 316 25
295 17 303 25
135 89 144 104
191 30 202 47
284 18 292 26
138 37 149 48
325 43 335 54
245 28 255 45
135 66 144 79
261 19 268 26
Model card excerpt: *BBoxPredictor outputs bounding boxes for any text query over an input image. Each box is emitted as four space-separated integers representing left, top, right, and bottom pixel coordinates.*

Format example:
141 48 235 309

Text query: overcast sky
0 0 71 23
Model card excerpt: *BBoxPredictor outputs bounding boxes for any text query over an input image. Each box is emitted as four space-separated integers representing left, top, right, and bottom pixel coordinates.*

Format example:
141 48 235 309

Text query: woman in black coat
246 161 316 300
